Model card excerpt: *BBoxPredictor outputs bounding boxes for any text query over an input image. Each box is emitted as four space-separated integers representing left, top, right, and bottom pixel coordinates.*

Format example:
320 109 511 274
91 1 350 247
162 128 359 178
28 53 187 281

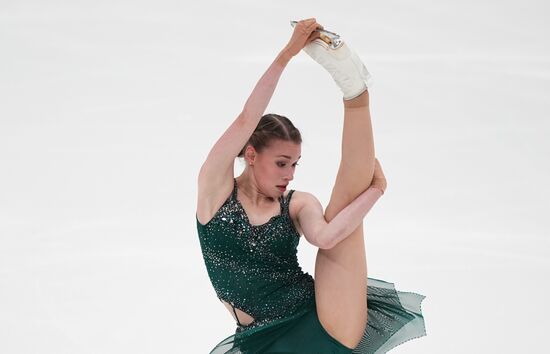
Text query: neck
236 173 276 206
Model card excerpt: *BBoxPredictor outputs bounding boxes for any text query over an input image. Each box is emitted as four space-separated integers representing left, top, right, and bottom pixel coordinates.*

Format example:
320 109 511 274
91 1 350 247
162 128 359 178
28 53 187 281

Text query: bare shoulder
287 190 321 237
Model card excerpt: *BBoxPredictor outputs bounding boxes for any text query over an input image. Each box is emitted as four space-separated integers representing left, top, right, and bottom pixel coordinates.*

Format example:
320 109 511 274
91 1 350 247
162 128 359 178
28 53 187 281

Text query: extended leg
314 90 375 349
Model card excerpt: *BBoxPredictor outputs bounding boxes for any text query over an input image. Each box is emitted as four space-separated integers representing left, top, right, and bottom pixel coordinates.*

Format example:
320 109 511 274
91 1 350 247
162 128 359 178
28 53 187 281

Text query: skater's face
245 139 301 197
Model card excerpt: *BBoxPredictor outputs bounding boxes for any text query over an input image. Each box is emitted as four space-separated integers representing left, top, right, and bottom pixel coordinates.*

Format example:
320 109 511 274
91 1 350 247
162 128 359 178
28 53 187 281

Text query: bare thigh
314 90 375 349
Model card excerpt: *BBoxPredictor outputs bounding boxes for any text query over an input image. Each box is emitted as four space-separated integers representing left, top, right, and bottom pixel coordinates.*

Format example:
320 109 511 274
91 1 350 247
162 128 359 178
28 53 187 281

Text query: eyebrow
277 155 301 159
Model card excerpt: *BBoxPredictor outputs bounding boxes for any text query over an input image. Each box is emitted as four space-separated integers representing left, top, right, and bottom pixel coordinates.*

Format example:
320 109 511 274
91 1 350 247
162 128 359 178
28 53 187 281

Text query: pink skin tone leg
315 90 376 349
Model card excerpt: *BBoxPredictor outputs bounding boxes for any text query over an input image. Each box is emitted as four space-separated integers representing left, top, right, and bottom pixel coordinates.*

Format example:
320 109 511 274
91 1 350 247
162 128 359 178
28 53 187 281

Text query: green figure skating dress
196 178 427 353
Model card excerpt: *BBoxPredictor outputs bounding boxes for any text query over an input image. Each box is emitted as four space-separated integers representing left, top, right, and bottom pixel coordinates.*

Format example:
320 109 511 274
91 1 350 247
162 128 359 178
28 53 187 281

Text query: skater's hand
282 18 323 59
370 158 387 193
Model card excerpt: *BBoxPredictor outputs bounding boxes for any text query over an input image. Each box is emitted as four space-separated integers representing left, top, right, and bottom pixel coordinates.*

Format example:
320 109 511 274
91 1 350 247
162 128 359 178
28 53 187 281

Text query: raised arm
198 19 322 190
297 159 387 249
198 55 287 183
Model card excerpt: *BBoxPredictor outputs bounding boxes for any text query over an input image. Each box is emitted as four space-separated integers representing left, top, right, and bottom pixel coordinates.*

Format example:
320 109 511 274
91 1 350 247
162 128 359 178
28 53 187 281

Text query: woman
196 18 427 353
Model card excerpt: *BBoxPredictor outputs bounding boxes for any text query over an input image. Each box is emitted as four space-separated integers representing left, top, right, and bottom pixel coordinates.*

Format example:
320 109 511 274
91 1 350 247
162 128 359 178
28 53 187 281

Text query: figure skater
196 18 427 353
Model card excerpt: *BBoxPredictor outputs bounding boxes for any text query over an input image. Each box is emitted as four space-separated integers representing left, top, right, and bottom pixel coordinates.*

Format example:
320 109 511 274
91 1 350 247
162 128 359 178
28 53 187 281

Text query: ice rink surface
1 0 549 352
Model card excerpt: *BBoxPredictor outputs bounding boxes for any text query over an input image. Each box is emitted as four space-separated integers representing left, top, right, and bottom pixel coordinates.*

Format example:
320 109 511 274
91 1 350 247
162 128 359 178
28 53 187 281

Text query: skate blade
290 20 343 49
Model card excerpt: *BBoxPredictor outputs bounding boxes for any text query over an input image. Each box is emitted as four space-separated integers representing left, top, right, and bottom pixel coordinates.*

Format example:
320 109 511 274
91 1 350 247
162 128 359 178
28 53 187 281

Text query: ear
244 145 256 165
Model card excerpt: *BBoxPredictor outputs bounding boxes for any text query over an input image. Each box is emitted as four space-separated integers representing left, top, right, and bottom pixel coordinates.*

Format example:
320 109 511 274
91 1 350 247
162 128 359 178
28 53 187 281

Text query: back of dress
196 178 316 329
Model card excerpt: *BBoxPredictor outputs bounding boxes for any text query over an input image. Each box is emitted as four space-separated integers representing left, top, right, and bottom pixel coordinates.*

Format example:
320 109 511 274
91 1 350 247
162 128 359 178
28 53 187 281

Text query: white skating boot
302 32 373 100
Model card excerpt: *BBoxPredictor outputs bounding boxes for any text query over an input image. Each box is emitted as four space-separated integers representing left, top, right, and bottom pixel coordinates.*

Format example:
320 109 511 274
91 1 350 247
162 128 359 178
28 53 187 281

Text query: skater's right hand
282 18 323 59
370 158 387 193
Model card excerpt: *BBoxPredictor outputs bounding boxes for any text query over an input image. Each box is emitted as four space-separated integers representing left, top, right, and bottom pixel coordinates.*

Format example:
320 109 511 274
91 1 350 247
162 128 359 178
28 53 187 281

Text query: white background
1 0 549 353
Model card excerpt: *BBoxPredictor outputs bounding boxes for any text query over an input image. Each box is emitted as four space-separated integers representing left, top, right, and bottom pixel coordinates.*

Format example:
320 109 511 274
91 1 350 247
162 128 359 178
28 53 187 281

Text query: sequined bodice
196 178 315 326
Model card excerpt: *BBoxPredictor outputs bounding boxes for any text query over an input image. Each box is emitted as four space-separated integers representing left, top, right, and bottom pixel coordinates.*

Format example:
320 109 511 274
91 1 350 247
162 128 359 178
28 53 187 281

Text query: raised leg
314 89 375 349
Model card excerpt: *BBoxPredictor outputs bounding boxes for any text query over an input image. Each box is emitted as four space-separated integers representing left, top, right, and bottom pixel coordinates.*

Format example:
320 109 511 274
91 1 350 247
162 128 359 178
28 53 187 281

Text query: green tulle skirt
209 277 427 354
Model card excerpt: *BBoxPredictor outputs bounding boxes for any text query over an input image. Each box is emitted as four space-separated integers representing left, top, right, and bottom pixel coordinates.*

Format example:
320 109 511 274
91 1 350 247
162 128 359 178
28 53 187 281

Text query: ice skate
290 20 342 49
291 21 373 100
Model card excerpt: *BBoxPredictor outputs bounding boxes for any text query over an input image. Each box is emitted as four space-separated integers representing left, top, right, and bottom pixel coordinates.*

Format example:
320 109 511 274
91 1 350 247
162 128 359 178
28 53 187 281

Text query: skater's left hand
370 158 387 193
282 18 323 59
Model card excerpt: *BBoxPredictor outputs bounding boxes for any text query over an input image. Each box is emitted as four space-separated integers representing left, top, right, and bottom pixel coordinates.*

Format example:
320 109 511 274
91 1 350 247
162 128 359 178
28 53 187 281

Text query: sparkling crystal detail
196 178 310 329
